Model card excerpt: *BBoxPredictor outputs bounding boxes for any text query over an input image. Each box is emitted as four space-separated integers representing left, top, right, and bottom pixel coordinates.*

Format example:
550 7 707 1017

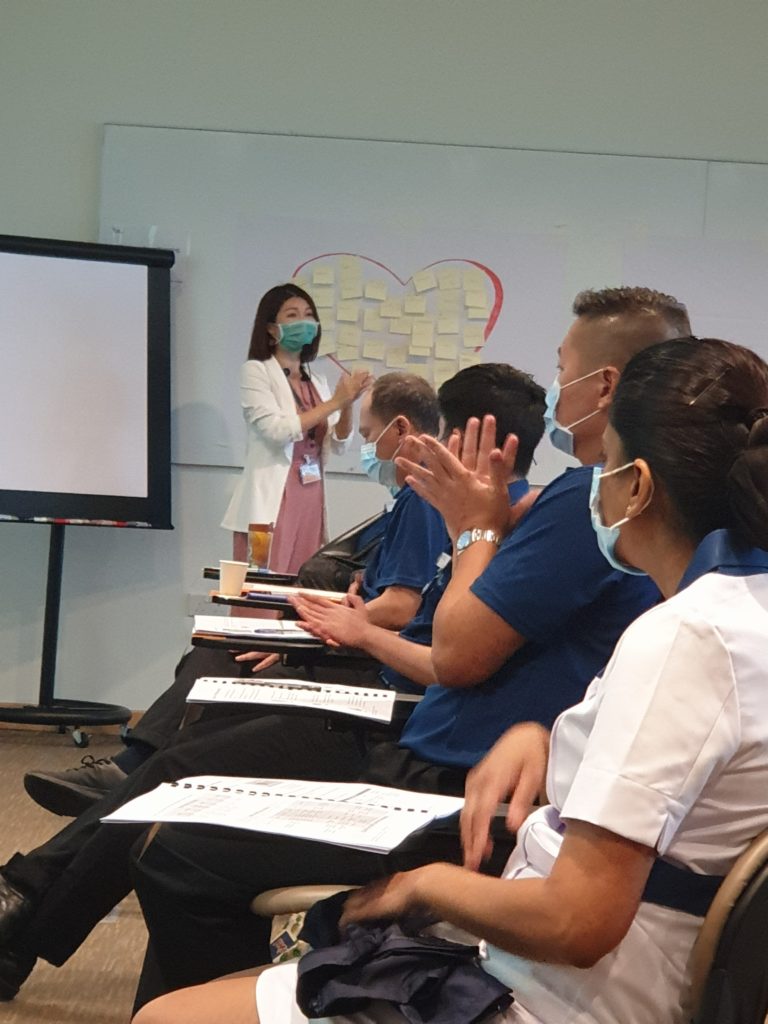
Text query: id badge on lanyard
299 454 322 485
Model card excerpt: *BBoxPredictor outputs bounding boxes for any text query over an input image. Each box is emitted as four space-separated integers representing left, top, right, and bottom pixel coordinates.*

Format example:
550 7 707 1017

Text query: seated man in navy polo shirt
122 293 685 1007
23 371 448 818
396 286 692 842
351 372 449 628
289 364 544 694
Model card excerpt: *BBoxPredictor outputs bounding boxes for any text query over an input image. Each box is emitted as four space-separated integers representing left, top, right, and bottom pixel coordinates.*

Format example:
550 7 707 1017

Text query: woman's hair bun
727 443 768 549
747 409 768 448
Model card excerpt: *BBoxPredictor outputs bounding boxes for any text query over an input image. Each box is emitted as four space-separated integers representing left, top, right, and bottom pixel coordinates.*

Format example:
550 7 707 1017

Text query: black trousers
4 708 373 966
129 757 514 1011
129 645 383 750
127 646 243 750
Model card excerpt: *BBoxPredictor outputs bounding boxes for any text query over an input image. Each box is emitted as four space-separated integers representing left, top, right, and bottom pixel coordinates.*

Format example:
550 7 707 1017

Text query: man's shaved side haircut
573 286 692 335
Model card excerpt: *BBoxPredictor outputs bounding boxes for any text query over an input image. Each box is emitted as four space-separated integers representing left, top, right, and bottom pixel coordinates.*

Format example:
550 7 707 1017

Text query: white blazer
221 357 349 533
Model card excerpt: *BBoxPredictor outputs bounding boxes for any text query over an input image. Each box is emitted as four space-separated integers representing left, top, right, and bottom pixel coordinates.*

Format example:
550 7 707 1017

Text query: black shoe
0 946 35 1001
0 875 33 947
24 755 127 817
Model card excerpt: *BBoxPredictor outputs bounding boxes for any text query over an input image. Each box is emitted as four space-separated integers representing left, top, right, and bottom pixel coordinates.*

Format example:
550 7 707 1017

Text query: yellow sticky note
434 361 457 387
340 282 363 300
389 318 412 336
466 308 488 321
337 346 359 362
408 343 432 357
463 324 484 348
411 321 434 347
318 333 336 356
312 265 335 286
459 351 482 369
435 337 458 360
311 287 335 309
339 255 360 272
291 276 309 290
364 280 388 301
463 268 485 290
464 290 488 310
340 267 362 287
386 344 409 368
379 299 402 319
338 325 361 348
336 302 359 323
363 339 386 360
437 292 462 315
403 295 427 315
412 269 437 293
437 316 459 335
363 308 384 332
437 267 462 290
407 363 433 382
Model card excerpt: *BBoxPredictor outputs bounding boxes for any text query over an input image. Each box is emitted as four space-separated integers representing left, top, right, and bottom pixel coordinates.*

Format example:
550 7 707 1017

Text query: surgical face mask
544 368 604 457
589 463 647 576
359 418 401 496
276 319 319 352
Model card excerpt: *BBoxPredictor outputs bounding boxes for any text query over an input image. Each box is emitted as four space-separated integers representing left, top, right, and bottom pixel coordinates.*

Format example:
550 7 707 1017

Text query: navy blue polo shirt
360 485 449 603
399 466 661 769
380 480 531 694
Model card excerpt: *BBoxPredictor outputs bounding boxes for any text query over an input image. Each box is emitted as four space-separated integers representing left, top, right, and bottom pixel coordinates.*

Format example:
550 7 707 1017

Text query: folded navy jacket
296 892 512 1024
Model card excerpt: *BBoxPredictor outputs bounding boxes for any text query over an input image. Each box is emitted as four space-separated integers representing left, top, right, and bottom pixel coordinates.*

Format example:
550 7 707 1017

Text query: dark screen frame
0 234 174 529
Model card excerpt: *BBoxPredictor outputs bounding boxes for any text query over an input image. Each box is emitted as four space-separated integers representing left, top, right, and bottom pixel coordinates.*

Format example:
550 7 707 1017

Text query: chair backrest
296 510 387 591
690 829 768 1024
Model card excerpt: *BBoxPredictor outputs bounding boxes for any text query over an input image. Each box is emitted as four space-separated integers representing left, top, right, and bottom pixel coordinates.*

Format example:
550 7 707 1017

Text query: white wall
1 0 767 709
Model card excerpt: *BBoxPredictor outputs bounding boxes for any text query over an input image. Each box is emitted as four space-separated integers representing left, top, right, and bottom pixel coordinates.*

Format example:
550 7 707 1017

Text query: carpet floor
0 729 146 1024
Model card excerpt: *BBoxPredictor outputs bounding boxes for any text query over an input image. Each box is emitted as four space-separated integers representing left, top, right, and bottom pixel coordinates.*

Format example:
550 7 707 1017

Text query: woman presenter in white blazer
141 336 768 1024
221 284 371 573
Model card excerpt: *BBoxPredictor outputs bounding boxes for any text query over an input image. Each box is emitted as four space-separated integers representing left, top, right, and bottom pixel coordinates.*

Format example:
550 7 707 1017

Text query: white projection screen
0 235 173 528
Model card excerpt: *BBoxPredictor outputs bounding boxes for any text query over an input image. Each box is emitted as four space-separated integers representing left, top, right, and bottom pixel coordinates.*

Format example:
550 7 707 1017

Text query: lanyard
288 372 318 442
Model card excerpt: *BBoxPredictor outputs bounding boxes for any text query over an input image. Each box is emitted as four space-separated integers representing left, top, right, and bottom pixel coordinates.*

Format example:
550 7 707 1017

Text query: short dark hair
437 363 545 477
247 284 321 363
573 286 691 335
370 372 440 436
611 336 768 549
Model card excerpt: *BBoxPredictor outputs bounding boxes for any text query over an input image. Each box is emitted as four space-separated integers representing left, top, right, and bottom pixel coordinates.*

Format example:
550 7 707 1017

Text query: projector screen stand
0 524 132 745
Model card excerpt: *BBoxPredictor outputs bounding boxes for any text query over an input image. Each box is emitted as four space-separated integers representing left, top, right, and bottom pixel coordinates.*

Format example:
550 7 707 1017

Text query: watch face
456 530 471 552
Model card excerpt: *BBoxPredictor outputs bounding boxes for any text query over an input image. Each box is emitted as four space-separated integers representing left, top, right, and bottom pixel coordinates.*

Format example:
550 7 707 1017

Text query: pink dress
268 378 328 575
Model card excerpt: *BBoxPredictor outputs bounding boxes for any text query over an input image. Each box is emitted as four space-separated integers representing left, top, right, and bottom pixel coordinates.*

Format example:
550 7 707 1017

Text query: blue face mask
359 418 401 496
544 368 604 457
589 463 648 576
277 319 319 353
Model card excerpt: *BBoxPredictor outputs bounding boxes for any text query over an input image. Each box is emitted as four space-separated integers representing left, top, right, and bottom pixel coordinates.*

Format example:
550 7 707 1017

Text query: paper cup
219 559 249 596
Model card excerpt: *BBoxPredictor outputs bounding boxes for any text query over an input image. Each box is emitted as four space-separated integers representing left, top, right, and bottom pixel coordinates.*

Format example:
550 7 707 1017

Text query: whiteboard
99 126 768 484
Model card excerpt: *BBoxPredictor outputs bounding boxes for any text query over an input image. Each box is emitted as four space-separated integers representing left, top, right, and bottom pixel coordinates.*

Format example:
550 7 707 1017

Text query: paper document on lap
102 776 464 854
242 582 345 602
187 676 399 723
193 615 315 640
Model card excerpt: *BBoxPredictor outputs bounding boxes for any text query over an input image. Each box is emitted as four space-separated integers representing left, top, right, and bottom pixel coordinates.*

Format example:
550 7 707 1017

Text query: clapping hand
396 415 518 543
289 591 370 648
339 868 432 927
461 723 550 871
334 369 373 406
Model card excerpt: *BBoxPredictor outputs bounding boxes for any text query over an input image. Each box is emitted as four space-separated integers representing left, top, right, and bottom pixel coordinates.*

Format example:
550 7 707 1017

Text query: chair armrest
250 884 359 916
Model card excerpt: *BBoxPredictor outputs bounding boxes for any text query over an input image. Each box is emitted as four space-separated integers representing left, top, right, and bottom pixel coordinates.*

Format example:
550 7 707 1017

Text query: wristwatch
455 528 502 555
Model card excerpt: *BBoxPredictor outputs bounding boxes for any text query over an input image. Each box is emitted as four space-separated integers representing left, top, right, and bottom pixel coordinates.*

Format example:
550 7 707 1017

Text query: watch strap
456 527 502 554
